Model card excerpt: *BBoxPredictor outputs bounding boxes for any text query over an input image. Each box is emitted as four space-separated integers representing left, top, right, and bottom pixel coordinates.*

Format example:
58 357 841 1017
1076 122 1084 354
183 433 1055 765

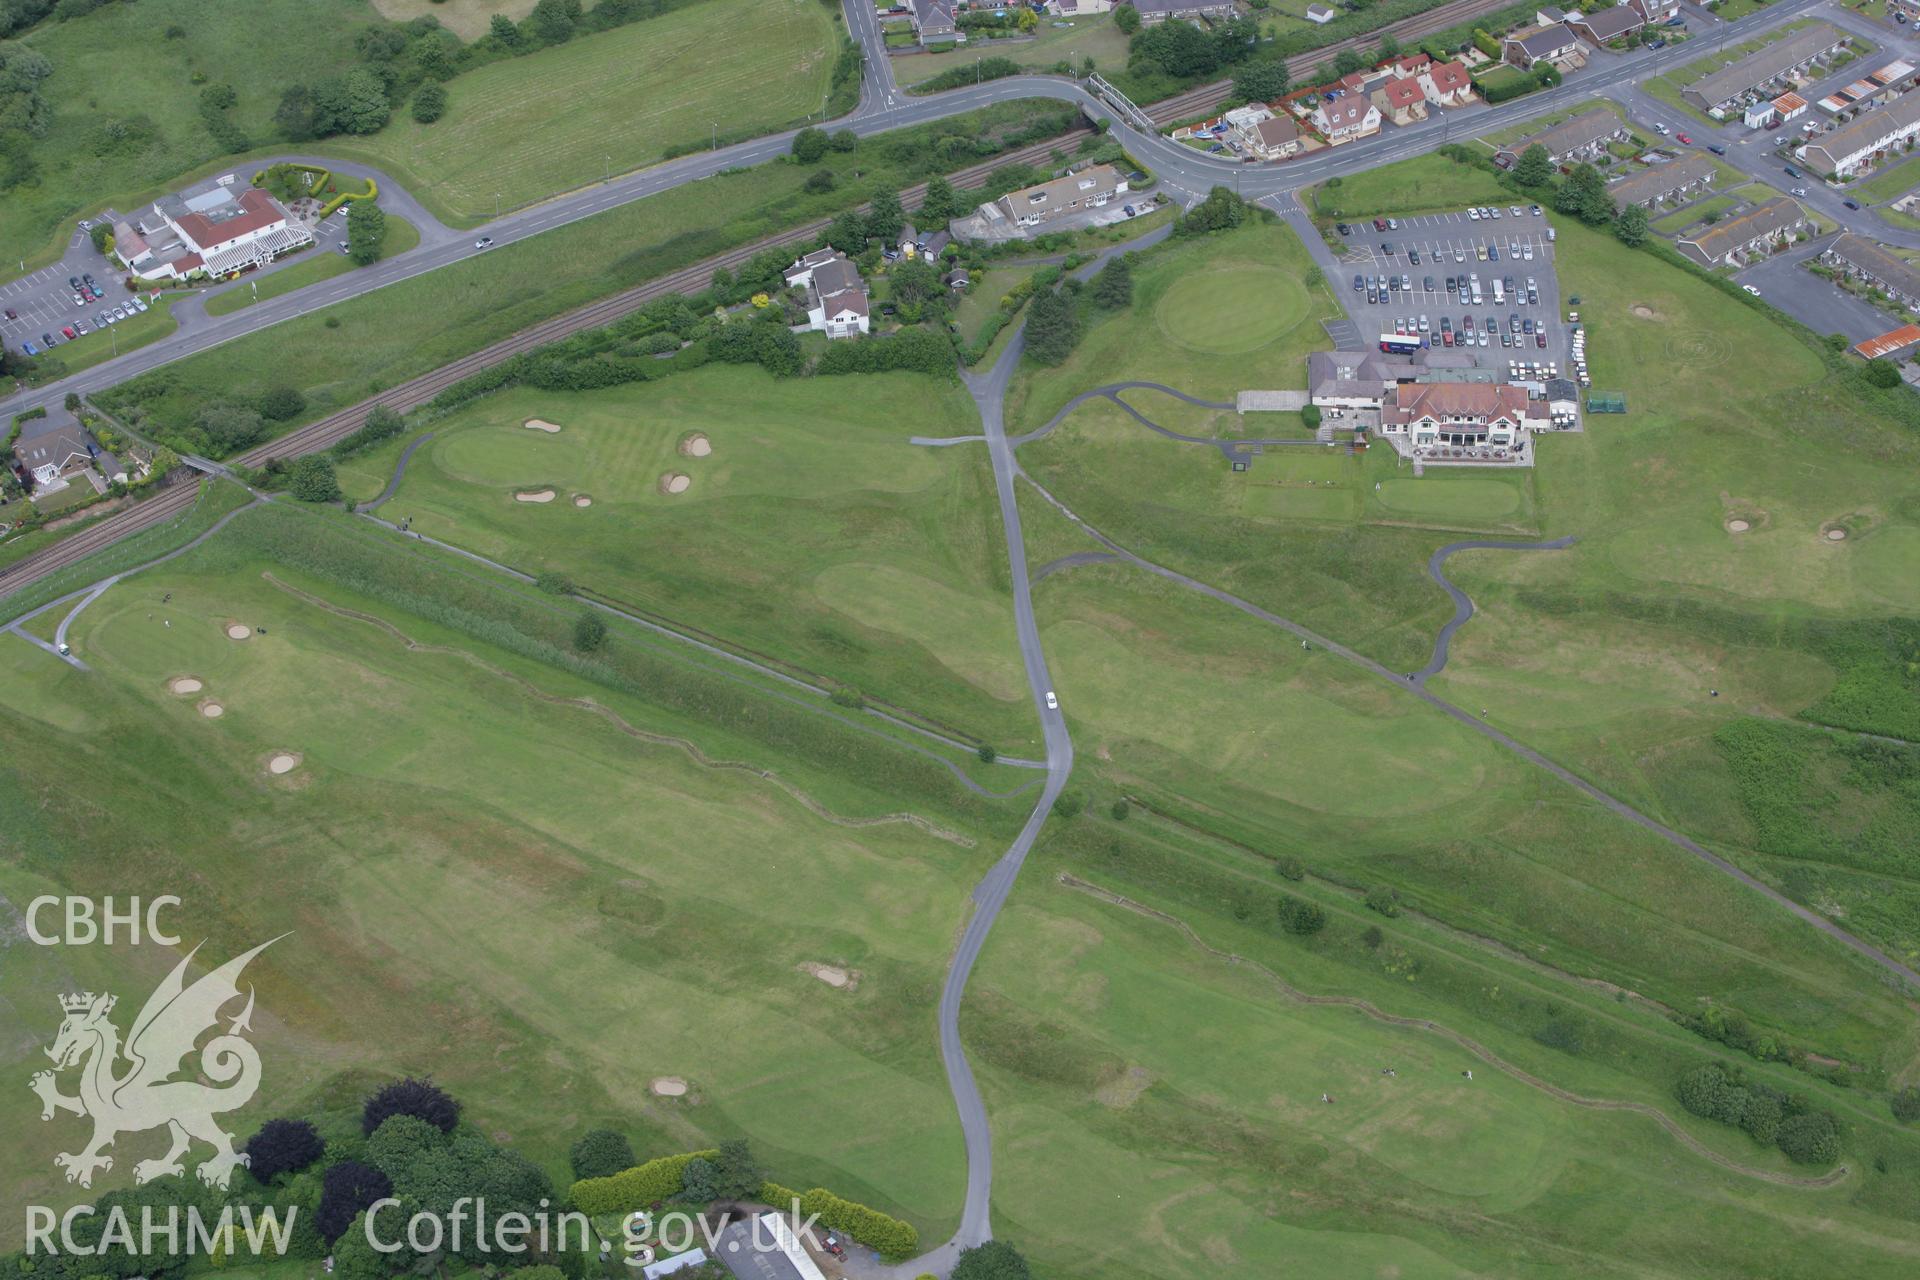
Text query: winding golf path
1416 536 1576 683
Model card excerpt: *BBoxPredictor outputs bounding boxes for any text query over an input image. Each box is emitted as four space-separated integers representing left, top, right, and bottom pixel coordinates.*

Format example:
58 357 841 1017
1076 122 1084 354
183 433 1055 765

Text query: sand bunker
800 962 858 990
573 494 592 508
515 489 556 504
523 418 562 433
1826 527 1848 541
266 752 302 776
168 675 204 695
650 1077 688 1097
200 701 224 719
659 472 691 495
1631 305 1660 321
1726 519 1750 533
678 432 712 458
226 624 251 640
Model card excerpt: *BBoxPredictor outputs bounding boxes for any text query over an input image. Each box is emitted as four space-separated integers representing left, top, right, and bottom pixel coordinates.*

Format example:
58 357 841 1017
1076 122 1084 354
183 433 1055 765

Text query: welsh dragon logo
30 938 281 1190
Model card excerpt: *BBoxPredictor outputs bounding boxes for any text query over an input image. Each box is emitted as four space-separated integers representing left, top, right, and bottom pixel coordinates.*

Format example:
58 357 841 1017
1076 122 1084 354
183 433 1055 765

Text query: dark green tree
347 200 388 266
411 83 447 124
826 209 867 253
952 1240 1031 1280
574 611 608 652
866 188 906 245
1775 1112 1839 1165
1892 1085 1920 1123
1115 3 1140 32
1233 60 1289 104
919 173 963 221
792 127 830 163
712 1138 763 1200
1091 256 1133 308
1364 885 1401 917
1277 894 1327 936
1023 288 1080 366
260 386 306 421
273 85 319 141
1334 48 1365 77
568 1128 634 1180
1864 358 1902 388
1513 142 1554 187
287 455 341 503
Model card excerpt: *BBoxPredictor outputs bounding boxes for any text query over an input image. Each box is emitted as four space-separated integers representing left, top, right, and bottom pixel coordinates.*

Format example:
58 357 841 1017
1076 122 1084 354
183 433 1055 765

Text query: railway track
1149 0 1514 124
0 128 1090 604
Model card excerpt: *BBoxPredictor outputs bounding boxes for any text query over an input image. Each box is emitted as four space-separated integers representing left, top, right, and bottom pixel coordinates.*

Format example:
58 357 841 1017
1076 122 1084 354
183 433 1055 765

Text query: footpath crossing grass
328 0 840 221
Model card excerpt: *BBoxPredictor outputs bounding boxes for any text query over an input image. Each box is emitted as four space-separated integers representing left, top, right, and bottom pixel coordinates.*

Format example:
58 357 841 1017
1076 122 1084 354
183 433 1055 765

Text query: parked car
1423 276 1435 292
41 332 54 347
1373 218 1388 231
1489 245 1500 261
74 320 88 334
1381 241 1394 255
1409 248 1421 265
1531 205 1542 216
1742 284 1761 297
1337 223 1352 235
1353 274 1364 291
1843 199 1861 210
21 340 36 355
2 307 14 319
1469 207 1480 220
1708 144 1727 156
132 296 148 313
68 275 80 290
1536 333 1548 348
61 325 76 340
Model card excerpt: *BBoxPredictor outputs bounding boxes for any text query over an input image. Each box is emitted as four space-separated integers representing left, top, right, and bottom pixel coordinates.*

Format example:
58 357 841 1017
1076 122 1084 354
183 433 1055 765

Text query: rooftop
1677 196 1803 261
1687 23 1844 107
1606 151 1719 205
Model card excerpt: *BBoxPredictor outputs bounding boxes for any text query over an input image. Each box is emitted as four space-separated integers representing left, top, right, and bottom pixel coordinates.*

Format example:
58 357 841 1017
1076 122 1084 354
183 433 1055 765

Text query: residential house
1892 0 1920 23
1420 59 1477 108
1503 23 1582 70
784 249 870 339
1304 3 1335 21
992 163 1129 226
1816 60 1917 116
1373 76 1429 126
1800 90 1920 176
114 177 312 282
1227 106 1305 159
1629 0 1681 23
1499 108 1628 165
909 0 955 39
1682 23 1847 115
1821 233 1920 310
1607 152 1718 210
1130 0 1235 24
1050 0 1113 13
12 419 125 496
1568 6 1642 47
1674 196 1806 268
1378 381 1550 452
1311 94 1383 145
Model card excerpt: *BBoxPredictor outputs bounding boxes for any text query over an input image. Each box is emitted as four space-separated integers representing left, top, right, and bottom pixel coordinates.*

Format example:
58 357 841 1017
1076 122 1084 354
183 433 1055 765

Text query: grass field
370 0 540 41
0 0 375 273
202 216 422 318
904 15 1130 89
1651 192 1743 235
349 367 1038 749
0 514 1027 1243
325 0 838 222
94 98 1085 446
1854 152 1920 203
1311 153 1511 221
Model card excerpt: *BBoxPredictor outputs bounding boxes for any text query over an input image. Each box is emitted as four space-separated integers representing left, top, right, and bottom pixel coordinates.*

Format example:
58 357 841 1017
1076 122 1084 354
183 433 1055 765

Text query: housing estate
1674 196 1806 268
1312 93 1383 145
1499 108 1628 165
1799 90 1920 176
992 164 1129 226
112 177 312 282
1503 22 1582 70
784 249 870 339
1681 23 1848 116
1130 0 1235 23
1568 6 1642 46
1820 233 1920 310
1816 60 1918 116
1607 152 1719 209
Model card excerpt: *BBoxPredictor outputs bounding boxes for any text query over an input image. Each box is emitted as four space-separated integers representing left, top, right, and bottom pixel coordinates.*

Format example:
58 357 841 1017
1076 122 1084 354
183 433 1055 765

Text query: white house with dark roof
1499 108 1628 165
1799 90 1920 176
992 164 1129 226
909 0 955 39
1131 0 1235 23
1682 23 1848 115
784 249 870 339
1607 152 1719 209
1305 2 1335 20
1821 233 1920 310
1630 0 1680 22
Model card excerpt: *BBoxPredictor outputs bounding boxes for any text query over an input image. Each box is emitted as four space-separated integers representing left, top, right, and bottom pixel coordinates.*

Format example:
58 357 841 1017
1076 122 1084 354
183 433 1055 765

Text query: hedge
758 1182 917 1262
570 1150 719 1215
319 178 379 221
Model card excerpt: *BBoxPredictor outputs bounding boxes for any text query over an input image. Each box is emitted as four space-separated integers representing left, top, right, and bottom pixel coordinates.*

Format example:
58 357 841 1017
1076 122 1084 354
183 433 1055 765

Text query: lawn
1651 192 1742 235
93 98 1085 445
357 367 1039 750
323 0 840 222
1311 152 1510 221
904 14 1131 89
202 216 422 318
1854 151 1920 203
0 511 1029 1243
0 0 374 273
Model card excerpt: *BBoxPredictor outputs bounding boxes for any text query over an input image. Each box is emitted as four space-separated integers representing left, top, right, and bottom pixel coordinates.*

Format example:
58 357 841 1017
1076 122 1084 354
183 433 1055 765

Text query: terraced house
1674 196 1806 268
1682 23 1849 116
1608 152 1719 210
1799 91 1920 176
1498 108 1628 165
1820 233 1920 310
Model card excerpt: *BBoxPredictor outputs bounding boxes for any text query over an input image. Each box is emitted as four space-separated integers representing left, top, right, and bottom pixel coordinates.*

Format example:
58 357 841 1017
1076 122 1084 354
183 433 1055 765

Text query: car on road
1708 144 1727 155
1653 123 1670 136
1045 691 1058 710
1790 186 1808 196
1783 164 1800 178
474 237 494 249
1742 284 1761 297
1677 133 1692 145
1843 199 1861 211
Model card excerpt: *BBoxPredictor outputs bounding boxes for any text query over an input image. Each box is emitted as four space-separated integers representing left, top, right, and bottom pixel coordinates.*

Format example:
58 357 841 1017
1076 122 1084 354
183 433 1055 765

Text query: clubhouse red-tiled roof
173 188 284 252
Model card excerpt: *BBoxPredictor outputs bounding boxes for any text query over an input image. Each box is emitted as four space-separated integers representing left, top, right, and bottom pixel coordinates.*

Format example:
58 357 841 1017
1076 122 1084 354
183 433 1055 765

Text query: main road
2 0 1880 428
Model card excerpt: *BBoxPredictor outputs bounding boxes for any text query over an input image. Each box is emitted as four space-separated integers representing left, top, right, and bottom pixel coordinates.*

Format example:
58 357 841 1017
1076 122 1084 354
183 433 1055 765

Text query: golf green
1155 266 1309 354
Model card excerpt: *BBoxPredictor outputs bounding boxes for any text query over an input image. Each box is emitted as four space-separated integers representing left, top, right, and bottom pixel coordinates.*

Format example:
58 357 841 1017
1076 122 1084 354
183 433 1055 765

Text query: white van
1492 280 1505 305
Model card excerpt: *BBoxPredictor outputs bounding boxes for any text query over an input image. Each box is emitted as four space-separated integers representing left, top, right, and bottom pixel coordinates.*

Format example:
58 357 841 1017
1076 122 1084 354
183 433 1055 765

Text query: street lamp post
604 154 612 183
494 192 501 218
712 122 718 151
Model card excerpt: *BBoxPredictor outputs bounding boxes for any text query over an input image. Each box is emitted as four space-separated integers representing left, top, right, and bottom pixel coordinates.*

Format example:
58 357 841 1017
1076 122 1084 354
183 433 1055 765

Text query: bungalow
1607 152 1718 209
1304 3 1336 21
992 163 1129 226
1568 5 1642 47
1682 23 1847 116
1499 107 1628 165
1629 0 1680 22
1821 233 1920 310
784 249 870 339
1420 59 1477 108
1674 196 1806 268
1311 94 1383 146
114 177 312 282
1503 23 1582 70
1373 76 1428 126
1379 380 1550 452
1799 90 1920 176
1131 0 1235 24
909 0 955 39
1247 113 1304 160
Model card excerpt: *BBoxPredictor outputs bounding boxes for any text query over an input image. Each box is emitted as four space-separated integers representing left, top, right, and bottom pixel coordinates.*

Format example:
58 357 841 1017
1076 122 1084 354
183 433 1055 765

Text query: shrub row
319 177 379 221
757 1182 918 1262
570 1150 719 1215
